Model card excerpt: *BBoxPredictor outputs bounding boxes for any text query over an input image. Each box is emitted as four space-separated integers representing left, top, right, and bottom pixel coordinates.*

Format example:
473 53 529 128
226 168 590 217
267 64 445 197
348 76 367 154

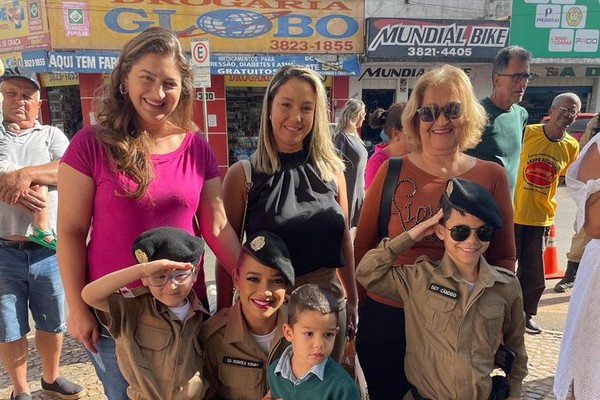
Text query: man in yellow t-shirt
514 93 580 334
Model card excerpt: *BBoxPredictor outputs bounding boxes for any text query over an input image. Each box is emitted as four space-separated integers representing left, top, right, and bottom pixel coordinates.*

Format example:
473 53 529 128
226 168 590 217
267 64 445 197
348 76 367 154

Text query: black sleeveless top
246 149 346 276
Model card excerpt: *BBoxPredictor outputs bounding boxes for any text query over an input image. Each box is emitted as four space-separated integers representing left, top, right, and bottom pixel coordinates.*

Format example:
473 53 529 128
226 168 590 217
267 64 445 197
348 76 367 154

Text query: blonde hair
402 64 487 152
94 27 196 198
252 65 344 181
336 98 365 135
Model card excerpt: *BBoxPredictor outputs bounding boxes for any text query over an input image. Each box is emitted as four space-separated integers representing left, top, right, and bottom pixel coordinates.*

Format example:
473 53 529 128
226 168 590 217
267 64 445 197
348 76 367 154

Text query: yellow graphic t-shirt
513 124 579 226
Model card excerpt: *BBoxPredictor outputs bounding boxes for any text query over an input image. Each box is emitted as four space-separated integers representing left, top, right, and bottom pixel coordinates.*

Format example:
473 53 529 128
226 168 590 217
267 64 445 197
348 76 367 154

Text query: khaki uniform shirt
356 232 528 399
201 302 289 400
101 287 208 400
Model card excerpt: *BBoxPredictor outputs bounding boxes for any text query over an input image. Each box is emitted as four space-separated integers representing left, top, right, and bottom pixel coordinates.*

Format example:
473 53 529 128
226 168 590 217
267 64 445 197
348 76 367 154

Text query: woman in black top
217 65 358 361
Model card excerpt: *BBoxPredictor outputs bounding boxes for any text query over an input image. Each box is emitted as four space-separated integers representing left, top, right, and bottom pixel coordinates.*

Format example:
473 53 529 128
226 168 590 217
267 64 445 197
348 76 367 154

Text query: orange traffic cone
544 225 564 279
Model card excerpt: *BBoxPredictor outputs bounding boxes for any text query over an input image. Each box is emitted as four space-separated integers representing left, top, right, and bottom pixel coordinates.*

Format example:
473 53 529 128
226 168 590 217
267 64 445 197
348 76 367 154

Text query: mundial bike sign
366 18 510 63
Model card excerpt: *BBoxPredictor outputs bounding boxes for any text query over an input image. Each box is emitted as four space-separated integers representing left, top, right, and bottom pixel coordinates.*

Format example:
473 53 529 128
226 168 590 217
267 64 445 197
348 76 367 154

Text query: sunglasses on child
416 102 463 122
144 268 196 287
443 225 496 242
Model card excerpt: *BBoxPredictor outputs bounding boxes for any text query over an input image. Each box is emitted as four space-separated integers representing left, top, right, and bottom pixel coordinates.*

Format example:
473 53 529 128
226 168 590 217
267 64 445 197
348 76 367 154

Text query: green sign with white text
510 0 600 58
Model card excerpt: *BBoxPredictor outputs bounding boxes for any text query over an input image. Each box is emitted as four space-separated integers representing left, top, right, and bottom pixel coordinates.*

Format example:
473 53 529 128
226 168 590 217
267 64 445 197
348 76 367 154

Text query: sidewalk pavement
0 326 563 399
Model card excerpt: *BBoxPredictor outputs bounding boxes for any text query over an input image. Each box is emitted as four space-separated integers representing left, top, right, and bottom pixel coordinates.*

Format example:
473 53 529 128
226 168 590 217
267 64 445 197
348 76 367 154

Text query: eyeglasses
555 106 579 117
416 102 463 122
496 72 534 83
144 268 196 287
443 225 496 242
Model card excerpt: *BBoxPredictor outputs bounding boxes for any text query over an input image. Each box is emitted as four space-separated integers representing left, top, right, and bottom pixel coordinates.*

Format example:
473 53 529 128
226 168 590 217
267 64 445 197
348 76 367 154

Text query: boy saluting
82 227 208 400
356 178 527 400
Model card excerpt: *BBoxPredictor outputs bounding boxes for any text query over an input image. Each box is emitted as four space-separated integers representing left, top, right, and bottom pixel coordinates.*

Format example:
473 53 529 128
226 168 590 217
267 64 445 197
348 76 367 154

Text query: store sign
532 65 600 78
359 66 473 81
511 0 600 58
46 1 364 54
40 72 80 87
225 74 332 87
366 18 509 62
0 0 51 52
0 51 25 69
211 54 360 76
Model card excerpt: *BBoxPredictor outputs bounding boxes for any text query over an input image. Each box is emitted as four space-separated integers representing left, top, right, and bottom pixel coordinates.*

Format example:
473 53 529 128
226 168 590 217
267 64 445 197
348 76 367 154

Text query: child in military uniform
356 178 527 400
201 231 295 400
267 284 360 400
81 227 208 400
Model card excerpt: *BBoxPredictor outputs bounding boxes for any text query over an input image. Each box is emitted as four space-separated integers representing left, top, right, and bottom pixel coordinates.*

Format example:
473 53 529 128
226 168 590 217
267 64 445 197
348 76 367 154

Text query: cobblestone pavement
0 329 563 399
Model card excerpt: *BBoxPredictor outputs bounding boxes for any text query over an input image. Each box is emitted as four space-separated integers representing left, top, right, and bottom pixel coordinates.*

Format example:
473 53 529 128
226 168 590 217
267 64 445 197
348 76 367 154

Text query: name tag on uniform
223 357 263 369
429 283 458 299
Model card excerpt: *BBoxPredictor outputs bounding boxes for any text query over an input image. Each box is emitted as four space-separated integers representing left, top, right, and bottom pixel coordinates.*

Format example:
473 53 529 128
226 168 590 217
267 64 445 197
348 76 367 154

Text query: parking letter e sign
192 39 210 68
191 38 211 88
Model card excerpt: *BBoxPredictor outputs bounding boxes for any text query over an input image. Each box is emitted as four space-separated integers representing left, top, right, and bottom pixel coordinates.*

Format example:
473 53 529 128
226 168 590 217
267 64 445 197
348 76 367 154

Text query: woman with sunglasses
354 64 515 400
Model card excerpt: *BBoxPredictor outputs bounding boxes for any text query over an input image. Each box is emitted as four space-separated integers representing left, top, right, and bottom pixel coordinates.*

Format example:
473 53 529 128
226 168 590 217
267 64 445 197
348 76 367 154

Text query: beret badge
446 180 454 197
250 235 266 251
134 249 148 263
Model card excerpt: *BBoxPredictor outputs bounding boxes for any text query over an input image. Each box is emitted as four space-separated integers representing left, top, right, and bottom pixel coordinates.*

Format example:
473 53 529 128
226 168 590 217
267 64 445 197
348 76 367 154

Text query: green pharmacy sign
510 0 600 58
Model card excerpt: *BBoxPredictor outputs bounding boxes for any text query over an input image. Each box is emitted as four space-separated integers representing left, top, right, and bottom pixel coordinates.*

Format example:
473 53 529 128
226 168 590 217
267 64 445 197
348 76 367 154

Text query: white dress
554 133 600 400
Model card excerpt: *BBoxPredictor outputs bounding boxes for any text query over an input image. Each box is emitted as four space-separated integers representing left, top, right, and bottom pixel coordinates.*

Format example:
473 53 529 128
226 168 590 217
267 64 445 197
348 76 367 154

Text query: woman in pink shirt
56 27 240 400
364 103 410 190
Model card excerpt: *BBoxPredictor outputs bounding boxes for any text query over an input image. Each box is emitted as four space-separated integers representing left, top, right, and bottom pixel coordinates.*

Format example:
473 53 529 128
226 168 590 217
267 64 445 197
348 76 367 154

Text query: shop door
361 89 395 145
47 86 83 139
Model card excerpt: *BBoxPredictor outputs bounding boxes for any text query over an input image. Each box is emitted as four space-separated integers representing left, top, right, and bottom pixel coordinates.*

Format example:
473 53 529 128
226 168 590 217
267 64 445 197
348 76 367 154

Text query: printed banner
46 0 364 54
39 72 80 87
510 0 600 58
225 74 332 87
211 54 360 76
17 50 359 77
366 18 510 62
0 0 50 51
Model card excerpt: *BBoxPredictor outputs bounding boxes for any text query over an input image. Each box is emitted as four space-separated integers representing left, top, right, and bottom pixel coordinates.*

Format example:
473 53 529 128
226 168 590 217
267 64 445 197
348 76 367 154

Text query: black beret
242 232 295 285
132 227 205 266
444 178 503 229
0 66 40 91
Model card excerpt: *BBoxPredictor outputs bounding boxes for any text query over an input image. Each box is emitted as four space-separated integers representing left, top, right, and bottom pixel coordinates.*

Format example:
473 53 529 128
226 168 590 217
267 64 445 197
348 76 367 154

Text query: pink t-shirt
61 126 219 298
365 143 389 190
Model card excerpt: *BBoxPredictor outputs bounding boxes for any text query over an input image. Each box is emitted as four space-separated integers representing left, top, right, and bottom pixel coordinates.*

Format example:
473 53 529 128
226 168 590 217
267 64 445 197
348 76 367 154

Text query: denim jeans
0 243 65 342
85 323 129 400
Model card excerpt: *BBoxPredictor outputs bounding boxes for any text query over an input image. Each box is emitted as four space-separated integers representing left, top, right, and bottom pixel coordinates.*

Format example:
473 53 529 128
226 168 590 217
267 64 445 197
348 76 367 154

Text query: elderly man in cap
0 67 84 400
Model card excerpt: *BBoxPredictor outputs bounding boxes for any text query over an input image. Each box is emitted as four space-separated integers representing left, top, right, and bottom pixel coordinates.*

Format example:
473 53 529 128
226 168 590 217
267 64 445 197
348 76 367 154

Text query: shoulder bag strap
378 157 403 241
239 159 253 242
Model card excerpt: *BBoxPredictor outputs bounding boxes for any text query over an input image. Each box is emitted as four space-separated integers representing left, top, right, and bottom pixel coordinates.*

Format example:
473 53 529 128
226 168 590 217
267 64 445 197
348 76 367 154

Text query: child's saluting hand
407 209 443 243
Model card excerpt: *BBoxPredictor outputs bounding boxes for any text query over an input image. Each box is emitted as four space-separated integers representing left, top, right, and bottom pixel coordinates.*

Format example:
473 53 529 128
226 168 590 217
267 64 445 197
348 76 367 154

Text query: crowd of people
0 25 598 400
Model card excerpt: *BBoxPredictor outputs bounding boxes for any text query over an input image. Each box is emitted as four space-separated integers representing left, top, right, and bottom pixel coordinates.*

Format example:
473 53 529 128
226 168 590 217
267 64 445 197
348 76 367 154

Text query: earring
119 83 128 95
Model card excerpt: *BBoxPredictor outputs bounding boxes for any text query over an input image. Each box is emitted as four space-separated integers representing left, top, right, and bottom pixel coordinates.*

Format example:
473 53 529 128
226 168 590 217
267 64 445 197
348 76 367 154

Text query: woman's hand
67 306 99 354
408 209 443 243
346 300 358 338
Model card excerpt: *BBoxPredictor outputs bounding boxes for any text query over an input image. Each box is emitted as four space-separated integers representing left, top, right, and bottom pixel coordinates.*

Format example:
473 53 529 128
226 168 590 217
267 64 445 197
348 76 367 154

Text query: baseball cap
0 66 40 91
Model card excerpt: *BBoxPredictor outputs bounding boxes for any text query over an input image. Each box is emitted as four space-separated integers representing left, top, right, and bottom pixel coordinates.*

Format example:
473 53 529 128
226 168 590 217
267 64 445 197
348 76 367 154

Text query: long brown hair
94 27 195 198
